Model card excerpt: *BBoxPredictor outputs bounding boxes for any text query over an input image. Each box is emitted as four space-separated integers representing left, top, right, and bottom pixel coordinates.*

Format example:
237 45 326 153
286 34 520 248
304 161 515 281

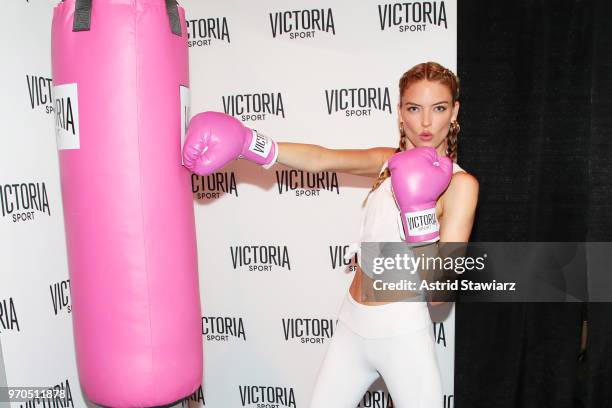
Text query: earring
399 122 405 136
450 120 460 133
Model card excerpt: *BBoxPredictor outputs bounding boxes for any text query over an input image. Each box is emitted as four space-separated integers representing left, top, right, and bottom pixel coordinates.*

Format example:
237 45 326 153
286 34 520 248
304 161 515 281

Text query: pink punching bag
51 1 202 407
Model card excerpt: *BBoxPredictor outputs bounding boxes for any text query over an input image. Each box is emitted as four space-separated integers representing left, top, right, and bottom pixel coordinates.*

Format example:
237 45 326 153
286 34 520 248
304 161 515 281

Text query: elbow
310 145 328 173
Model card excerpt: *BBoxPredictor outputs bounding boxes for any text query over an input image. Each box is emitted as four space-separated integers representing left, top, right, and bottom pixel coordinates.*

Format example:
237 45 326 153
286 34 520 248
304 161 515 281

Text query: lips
418 132 433 141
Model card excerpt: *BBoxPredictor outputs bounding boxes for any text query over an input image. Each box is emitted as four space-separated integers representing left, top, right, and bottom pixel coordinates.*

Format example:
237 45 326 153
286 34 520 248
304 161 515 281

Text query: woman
183 62 479 408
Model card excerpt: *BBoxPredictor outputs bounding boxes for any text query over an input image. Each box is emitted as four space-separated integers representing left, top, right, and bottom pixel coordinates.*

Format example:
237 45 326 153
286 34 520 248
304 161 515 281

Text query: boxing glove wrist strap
399 207 440 243
244 129 278 169
262 138 279 169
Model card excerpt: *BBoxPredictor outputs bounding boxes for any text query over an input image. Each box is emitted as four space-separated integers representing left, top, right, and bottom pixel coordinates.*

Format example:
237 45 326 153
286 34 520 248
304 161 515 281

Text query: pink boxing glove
182 111 278 176
389 147 453 243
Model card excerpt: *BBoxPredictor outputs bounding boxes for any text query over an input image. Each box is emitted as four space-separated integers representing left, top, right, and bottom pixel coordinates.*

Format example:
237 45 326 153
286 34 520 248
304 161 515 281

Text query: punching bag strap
66 0 182 36
165 0 182 36
73 0 92 32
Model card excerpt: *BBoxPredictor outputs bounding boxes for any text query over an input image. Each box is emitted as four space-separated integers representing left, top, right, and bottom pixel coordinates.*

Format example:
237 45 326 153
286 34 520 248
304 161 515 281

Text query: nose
421 110 431 127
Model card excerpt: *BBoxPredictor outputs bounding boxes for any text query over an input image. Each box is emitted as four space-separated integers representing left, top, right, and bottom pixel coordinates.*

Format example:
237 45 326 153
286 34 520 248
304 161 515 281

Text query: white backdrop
0 1 456 407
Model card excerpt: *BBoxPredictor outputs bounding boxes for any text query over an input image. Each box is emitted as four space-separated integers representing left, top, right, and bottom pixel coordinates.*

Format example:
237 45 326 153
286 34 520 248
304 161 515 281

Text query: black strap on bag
165 0 182 36
72 0 92 32
63 0 182 36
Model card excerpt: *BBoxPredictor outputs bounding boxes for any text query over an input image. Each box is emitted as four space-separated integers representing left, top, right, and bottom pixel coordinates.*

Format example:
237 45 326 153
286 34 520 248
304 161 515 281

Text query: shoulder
370 146 397 172
361 146 397 176
443 170 479 210
375 146 397 162
450 170 478 191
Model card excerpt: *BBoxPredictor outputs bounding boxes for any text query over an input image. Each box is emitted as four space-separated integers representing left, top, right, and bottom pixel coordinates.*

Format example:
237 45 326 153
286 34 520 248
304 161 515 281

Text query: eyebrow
404 101 450 107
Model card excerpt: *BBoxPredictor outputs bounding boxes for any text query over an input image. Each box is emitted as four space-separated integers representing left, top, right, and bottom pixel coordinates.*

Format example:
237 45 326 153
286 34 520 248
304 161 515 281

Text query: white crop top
345 161 466 264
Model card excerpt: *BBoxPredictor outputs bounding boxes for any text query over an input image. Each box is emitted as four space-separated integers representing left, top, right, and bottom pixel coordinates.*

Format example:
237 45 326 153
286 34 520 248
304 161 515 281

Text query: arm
183 112 394 177
426 172 479 306
277 142 395 177
439 172 479 242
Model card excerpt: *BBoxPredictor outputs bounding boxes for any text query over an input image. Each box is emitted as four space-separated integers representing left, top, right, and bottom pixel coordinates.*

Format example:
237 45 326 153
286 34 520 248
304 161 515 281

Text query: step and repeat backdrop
0 1 456 407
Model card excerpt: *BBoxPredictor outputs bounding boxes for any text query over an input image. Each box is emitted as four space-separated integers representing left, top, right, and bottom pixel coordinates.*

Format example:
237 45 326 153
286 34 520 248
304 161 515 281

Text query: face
398 80 459 156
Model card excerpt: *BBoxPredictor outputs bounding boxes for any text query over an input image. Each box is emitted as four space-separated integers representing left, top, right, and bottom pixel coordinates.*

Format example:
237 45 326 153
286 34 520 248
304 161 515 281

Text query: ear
452 101 460 121
397 101 403 122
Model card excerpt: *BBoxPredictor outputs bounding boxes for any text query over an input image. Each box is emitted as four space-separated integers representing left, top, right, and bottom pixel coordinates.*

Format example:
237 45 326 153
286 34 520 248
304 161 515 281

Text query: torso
349 160 466 305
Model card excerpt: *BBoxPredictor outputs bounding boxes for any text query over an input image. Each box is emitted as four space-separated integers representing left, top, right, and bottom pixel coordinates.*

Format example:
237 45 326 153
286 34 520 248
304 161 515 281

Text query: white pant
309 293 443 408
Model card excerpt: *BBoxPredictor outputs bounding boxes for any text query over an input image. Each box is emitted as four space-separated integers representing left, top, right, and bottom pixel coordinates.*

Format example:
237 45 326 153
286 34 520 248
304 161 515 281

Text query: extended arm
182 111 395 178
277 142 395 177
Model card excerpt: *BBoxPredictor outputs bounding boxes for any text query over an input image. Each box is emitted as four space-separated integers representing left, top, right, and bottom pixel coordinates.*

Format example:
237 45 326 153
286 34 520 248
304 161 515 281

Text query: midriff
348 265 420 306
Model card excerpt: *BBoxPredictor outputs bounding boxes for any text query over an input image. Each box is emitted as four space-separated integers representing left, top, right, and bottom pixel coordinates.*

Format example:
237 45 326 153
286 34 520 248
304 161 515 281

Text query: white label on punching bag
53 83 80 150
180 85 191 166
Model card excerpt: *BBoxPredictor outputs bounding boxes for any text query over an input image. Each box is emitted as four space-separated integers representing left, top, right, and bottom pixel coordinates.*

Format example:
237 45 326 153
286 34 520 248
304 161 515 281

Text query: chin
409 140 435 148
408 138 446 152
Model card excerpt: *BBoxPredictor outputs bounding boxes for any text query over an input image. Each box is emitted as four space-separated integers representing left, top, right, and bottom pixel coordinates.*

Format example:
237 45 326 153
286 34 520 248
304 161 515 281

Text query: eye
406 106 419 113
434 105 447 112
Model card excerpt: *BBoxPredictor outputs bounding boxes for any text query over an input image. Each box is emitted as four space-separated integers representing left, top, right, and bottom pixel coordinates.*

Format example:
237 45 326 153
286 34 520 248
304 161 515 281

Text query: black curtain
456 1 612 407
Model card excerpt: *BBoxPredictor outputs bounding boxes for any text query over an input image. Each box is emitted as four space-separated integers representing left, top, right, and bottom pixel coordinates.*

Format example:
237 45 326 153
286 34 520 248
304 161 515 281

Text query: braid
362 147 400 207
446 121 460 162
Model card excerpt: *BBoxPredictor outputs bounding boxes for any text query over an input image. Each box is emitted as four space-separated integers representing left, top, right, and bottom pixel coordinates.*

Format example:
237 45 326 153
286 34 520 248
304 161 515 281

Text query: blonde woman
183 61 479 408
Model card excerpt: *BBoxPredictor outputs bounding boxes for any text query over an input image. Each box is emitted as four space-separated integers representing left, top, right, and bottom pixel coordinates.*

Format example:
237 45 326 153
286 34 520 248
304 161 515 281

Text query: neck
436 140 448 158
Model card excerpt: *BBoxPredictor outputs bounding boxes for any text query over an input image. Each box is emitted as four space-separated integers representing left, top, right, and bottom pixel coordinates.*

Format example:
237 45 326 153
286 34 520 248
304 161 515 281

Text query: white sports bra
345 161 466 263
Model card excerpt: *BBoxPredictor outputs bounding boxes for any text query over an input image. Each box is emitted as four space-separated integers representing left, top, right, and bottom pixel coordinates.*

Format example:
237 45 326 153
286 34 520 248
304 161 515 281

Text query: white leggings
309 293 443 408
